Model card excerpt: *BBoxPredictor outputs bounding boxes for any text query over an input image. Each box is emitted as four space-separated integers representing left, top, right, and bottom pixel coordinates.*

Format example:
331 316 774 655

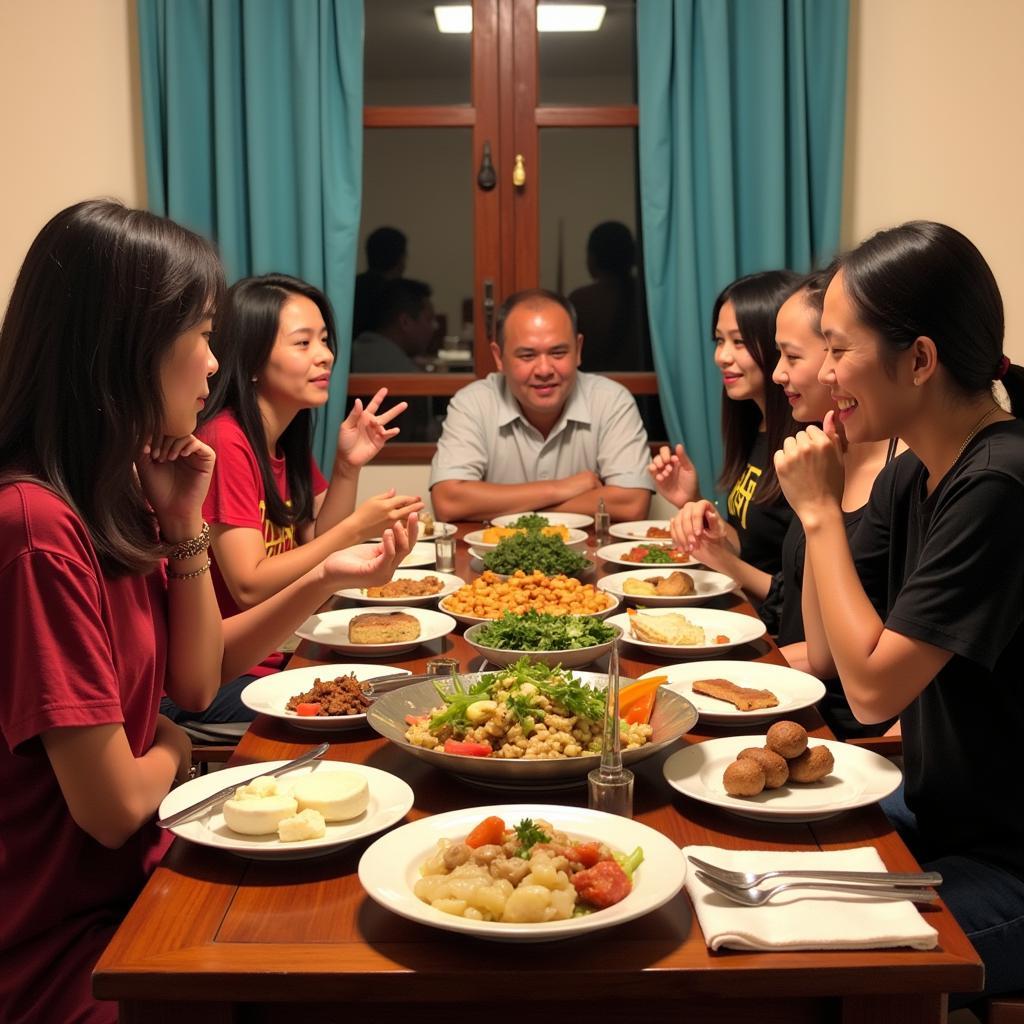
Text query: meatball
788 745 835 783
738 746 789 789
723 758 765 797
766 720 808 759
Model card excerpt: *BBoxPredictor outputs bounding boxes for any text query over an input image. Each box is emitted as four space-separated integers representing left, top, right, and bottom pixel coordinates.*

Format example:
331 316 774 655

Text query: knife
157 742 330 829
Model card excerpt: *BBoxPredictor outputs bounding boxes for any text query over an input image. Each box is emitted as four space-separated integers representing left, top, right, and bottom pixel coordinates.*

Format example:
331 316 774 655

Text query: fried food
723 758 765 796
766 719 808 759
787 745 835 783
692 677 779 712
420 512 436 536
629 610 704 646
738 746 789 789
442 570 612 620
348 611 420 644
364 575 444 599
622 577 658 596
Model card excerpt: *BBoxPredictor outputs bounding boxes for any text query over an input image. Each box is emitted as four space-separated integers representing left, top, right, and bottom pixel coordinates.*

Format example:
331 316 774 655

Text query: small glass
594 498 611 546
426 657 460 678
434 535 456 572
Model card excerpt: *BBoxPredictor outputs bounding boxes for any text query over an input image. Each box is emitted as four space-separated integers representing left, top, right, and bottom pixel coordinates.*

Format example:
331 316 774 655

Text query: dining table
94 521 983 1024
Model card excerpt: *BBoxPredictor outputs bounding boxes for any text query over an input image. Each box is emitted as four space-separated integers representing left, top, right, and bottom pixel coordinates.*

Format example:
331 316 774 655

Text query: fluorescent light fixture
434 4 606 34
538 4 606 32
434 5 472 33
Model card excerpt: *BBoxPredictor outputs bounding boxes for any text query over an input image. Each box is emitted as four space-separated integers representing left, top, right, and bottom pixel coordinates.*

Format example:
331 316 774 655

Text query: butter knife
157 742 330 829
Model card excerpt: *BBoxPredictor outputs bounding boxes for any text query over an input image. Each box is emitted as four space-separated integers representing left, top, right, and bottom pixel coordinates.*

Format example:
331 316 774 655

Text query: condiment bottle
594 497 610 546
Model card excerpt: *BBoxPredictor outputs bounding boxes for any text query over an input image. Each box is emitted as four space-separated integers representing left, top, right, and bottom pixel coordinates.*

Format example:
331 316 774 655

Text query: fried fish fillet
691 677 779 711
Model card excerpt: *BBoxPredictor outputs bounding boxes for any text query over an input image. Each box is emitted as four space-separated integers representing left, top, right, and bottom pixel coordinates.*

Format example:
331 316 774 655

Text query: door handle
477 141 496 191
484 279 495 342
512 154 526 187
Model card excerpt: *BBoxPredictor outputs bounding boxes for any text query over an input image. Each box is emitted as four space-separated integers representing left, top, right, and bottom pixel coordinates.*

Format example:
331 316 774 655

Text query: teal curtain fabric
637 0 849 494
137 0 364 469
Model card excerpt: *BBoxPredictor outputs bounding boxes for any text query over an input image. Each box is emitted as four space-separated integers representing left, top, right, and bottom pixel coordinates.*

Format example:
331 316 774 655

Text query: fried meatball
787 745 835 783
738 746 789 789
766 720 808 759
723 757 765 796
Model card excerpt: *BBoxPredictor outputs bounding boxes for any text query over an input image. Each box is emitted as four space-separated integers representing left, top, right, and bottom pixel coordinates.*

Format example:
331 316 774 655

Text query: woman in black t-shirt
775 221 1024 1005
650 270 800 587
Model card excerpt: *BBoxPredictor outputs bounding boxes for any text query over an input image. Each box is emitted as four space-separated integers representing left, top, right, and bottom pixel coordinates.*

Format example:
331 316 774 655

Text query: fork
688 854 942 889
694 869 941 906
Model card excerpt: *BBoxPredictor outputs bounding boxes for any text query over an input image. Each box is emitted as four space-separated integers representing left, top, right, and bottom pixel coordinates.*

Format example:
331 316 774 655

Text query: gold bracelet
166 522 211 561
166 558 211 581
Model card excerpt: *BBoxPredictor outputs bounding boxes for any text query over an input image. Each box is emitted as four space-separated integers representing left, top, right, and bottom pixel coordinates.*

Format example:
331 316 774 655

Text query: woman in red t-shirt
0 202 417 1024
160 274 424 725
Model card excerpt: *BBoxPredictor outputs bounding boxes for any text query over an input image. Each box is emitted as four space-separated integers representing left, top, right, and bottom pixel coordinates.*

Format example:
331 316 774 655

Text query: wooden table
95 525 982 1023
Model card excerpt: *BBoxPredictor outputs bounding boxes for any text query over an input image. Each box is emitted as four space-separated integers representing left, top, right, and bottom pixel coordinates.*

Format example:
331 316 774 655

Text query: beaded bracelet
167 558 211 581
166 522 211 561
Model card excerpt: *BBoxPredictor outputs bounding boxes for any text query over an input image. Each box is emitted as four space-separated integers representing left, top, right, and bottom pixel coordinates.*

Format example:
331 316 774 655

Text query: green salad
510 513 549 531
483 530 590 576
473 609 617 651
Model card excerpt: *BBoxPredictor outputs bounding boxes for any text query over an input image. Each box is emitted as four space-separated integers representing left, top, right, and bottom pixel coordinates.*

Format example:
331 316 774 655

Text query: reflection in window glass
364 0 471 105
346 392 451 445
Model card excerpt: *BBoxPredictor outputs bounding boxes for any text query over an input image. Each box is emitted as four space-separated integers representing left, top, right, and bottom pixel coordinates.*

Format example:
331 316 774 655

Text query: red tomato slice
567 842 603 867
443 738 492 757
404 714 429 726
295 703 321 717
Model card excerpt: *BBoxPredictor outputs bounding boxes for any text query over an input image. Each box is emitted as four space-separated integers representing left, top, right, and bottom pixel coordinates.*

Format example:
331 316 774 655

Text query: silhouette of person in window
352 226 407 339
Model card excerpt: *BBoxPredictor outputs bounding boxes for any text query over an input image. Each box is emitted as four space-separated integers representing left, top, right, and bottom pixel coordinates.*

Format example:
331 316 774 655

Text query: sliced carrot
622 690 657 725
465 815 506 848
617 676 667 715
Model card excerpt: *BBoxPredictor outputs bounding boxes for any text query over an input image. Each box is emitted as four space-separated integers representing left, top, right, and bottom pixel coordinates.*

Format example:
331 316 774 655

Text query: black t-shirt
725 432 793 576
850 419 1024 878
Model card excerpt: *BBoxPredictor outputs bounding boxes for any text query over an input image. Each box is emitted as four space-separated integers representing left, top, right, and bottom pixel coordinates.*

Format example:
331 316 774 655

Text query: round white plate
608 519 674 541
335 569 465 605
639 660 826 726
294 606 457 656
491 512 594 529
358 803 686 941
598 568 736 607
606 609 766 658
159 760 415 859
464 527 589 554
438 590 619 627
240 663 412 731
400 542 437 568
595 541 697 569
365 522 457 543
663 736 902 822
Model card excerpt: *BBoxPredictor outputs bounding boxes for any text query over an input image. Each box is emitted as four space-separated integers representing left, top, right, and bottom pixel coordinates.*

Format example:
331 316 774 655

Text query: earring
251 376 258 383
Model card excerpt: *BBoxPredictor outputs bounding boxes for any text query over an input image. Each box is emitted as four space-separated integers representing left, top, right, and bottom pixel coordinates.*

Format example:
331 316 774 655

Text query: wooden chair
182 721 249 775
983 994 1024 1023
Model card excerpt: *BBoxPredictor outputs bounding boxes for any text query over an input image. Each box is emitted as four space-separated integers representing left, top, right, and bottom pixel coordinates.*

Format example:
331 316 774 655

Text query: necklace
954 405 1000 463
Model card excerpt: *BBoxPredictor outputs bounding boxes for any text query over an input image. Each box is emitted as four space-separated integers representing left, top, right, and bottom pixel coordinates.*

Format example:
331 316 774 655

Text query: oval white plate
400 542 437 568
438 590 619 627
605 609 766 658
491 512 594 530
335 569 466 605
294 606 457 656
595 541 697 569
365 522 457 542
608 520 674 541
598 568 736 607
159 760 414 859
663 736 902 822
464 527 589 554
240 663 413 731
358 803 686 941
639 660 826 726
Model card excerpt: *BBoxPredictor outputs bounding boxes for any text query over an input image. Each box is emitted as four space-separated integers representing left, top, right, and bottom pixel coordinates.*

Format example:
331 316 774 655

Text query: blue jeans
882 784 1024 1007
160 673 259 725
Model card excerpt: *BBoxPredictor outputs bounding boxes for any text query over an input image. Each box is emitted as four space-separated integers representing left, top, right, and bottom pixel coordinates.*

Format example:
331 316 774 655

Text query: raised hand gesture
335 387 408 470
648 443 700 508
348 489 426 539
323 513 420 589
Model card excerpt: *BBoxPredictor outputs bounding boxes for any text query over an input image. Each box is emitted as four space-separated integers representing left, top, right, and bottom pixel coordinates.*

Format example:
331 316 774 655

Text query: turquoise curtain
137 0 364 469
637 0 849 493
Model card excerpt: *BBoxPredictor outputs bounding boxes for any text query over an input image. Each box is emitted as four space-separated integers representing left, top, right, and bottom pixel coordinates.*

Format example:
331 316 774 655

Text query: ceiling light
434 6 472 33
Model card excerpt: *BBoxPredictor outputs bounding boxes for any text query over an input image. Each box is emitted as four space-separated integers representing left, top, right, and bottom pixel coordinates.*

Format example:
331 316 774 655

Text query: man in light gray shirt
429 289 654 523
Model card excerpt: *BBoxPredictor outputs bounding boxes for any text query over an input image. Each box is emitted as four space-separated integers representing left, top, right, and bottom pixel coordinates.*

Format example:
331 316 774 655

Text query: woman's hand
322 513 420 589
670 498 727 554
137 434 216 539
774 413 846 525
334 387 408 471
347 489 425 539
648 443 700 508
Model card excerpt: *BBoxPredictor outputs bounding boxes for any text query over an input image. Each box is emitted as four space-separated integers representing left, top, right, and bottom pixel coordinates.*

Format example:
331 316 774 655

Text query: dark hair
365 227 407 273
587 221 635 277
0 199 223 576
200 274 337 529
371 278 432 330
795 266 834 322
715 269 803 504
496 289 578 349
832 221 1023 411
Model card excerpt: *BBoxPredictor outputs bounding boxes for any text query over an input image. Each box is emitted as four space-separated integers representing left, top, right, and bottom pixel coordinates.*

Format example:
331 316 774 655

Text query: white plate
595 541 697 569
335 569 466 605
641 660 827 726
598 568 736 607
366 523 457 542
400 542 437 567
464 527 589 554
463 621 622 669
605 609 766 658
358 803 686 941
491 512 594 529
437 590 619 627
294 606 457 656
240 663 413 731
608 519 674 541
159 760 415 859
663 736 902 822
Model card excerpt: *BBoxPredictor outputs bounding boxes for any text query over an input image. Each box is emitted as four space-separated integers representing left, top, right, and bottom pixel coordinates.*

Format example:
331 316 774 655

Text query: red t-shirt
198 411 329 675
0 482 173 1024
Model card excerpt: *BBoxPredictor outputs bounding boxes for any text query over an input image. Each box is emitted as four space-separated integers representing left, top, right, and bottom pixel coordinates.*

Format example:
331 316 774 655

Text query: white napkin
683 845 939 952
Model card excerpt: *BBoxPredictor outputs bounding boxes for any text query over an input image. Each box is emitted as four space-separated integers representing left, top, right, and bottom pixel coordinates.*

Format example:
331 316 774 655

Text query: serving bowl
463 620 622 669
464 527 589 554
490 512 594 529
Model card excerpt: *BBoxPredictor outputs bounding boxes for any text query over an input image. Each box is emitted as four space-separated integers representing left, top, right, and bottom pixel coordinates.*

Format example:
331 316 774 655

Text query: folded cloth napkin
683 845 939 952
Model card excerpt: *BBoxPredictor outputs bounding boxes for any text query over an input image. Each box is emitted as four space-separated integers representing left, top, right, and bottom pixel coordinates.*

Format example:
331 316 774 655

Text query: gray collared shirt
429 372 654 491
